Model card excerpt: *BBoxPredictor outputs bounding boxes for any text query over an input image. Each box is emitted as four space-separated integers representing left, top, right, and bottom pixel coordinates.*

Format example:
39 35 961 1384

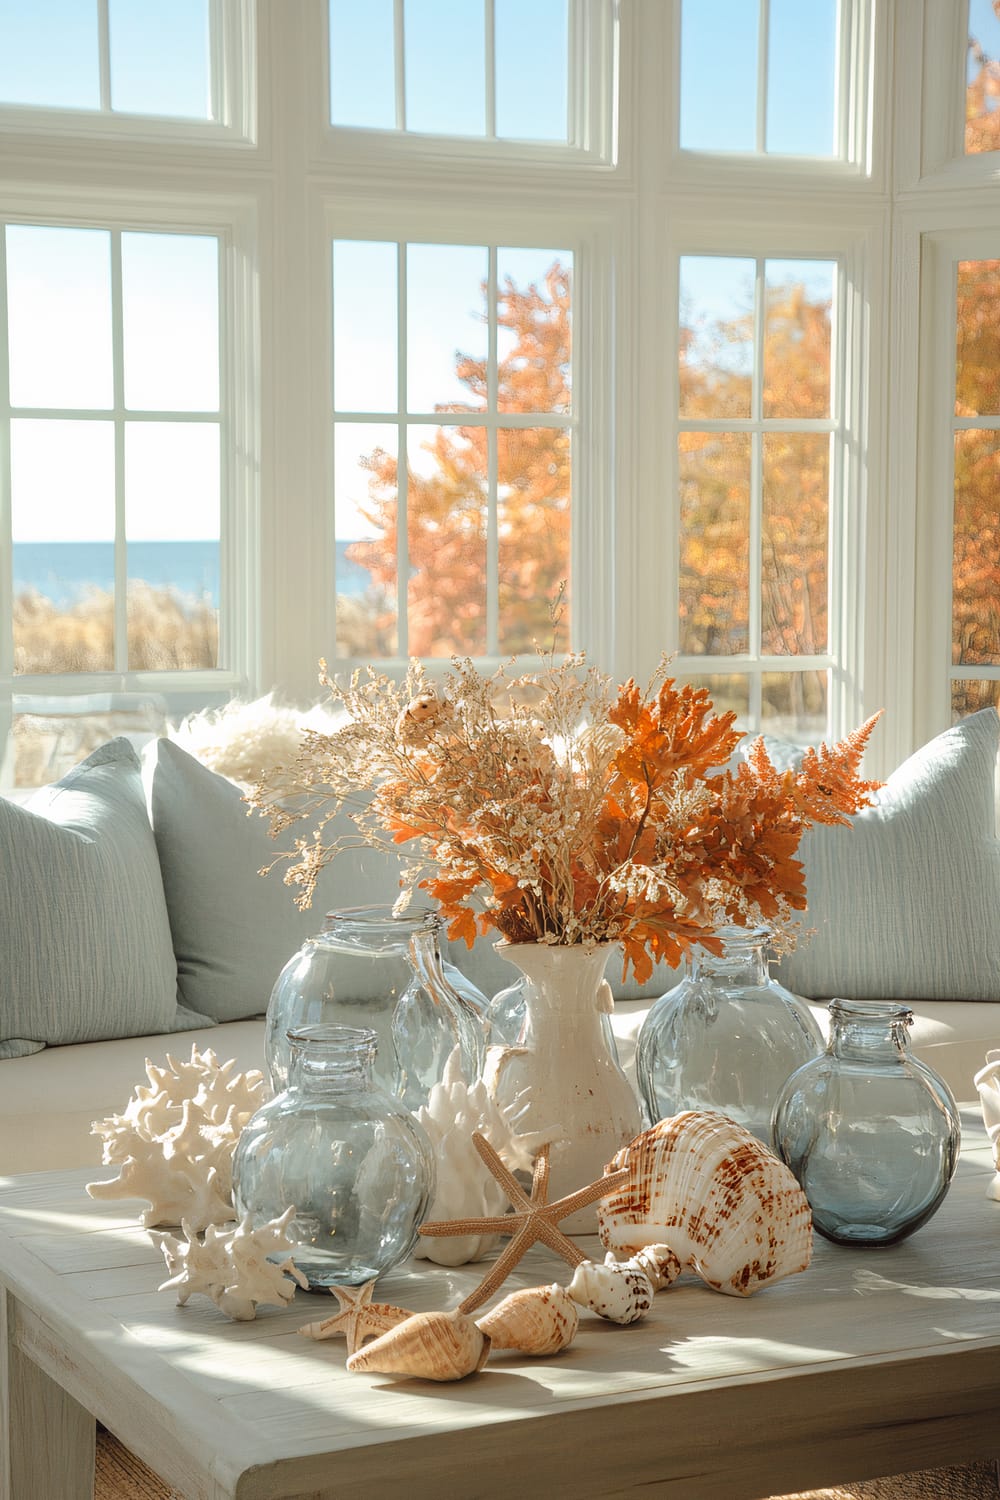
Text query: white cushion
774 709 1000 1003
0 739 209 1059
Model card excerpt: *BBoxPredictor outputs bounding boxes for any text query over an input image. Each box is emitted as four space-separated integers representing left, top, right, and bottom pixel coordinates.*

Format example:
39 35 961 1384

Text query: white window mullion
0 226 12 696
486 245 499 654
394 0 406 132
97 0 113 113
749 257 765 664
484 0 496 139
396 241 409 659
110 230 128 677
756 0 770 155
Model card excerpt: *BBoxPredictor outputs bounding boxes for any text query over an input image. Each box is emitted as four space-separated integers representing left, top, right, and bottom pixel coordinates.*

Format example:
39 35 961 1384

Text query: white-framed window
0 0 254 145
2 0 998 789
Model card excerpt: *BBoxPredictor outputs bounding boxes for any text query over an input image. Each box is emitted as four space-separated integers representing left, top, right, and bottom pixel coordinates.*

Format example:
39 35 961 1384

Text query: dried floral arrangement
249 654 880 984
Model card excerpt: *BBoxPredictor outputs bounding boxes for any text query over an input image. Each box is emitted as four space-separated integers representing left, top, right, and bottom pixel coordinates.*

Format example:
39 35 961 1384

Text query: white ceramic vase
485 941 643 1233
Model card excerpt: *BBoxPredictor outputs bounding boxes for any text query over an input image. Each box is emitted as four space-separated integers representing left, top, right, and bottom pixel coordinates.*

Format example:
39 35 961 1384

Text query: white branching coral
152 1206 308 1321
87 1047 265 1230
413 1047 559 1267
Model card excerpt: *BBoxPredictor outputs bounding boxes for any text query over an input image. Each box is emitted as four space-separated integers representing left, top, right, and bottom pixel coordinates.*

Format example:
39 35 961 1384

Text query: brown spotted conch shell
476 1284 579 1355
598 1111 813 1297
566 1258 653 1324
345 1309 490 1382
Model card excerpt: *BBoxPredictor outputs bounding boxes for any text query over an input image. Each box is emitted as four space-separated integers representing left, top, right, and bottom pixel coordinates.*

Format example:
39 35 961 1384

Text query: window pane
953 429 1000 668
966 0 1000 154
761 670 828 742
330 0 396 129
679 256 753 420
762 433 829 656
6 225 113 409
680 0 757 152
952 679 1000 720
124 422 219 669
11 419 116 674
10 700 167 791
108 0 211 119
0 0 99 110
407 244 488 412
495 0 568 141
679 431 751 655
766 0 836 156
763 260 834 419
122 232 219 411
334 423 399 658
498 426 570 654
407 424 487 656
404 0 485 137
333 241 398 414
497 250 572 414
956 260 1000 417
679 673 750 726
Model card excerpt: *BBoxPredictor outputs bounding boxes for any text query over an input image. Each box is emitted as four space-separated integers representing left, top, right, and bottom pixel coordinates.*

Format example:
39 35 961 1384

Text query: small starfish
418 1132 631 1315
298 1280 413 1355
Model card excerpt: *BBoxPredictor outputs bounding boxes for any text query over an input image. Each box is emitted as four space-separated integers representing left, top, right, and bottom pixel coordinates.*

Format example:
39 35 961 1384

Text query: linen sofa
2 709 1000 1177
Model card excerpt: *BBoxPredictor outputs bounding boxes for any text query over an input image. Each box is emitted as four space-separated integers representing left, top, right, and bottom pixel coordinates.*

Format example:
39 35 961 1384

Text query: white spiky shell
346 1309 490 1382
476 1284 579 1355
597 1111 813 1297
974 1050 1000 1201
566 1259 654 1325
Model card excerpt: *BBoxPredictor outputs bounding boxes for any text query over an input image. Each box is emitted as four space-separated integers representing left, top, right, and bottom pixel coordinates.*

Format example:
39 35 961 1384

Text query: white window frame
0 0 256 149
317 0 618 169
0 185 260 748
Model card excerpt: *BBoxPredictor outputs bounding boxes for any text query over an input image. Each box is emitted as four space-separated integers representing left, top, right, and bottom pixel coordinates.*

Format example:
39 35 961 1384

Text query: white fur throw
168 693 343 789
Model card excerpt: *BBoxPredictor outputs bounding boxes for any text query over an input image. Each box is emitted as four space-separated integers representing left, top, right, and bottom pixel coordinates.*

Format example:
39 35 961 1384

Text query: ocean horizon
13 540 371 606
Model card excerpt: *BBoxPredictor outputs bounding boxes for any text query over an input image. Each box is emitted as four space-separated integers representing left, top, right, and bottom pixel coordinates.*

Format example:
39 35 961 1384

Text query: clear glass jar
232 1024 435 1288
634 926 824 1144
264 906 485 1109
772 999 962 1245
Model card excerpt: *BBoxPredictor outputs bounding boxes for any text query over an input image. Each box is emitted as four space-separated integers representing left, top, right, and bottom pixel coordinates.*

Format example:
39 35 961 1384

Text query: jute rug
95 1427 999 1500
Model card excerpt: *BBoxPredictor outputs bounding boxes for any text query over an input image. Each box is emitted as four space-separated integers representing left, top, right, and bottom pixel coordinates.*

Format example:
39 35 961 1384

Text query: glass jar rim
322 904 440 934
287 1023 378 1052
828 998 914 1025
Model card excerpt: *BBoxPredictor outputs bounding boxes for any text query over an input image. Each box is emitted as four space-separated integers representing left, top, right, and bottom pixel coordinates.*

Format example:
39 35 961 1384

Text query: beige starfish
418 1132 631 1315
297 1280 413 1355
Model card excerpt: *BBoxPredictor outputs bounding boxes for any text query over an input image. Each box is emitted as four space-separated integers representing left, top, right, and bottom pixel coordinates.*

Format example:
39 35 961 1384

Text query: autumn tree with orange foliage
344 263 571 659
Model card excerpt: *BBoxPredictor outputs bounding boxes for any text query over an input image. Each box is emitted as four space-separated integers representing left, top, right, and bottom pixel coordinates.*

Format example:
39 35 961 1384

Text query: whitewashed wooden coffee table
2 1113 998 1500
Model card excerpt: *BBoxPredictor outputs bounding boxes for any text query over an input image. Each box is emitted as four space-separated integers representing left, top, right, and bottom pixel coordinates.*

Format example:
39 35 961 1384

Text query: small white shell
476 1284 579 1355
598 1111 813 1298
346 1309 491 1382
606 1244 681 1291
975 1050 1000 1201
567 1259 653 1325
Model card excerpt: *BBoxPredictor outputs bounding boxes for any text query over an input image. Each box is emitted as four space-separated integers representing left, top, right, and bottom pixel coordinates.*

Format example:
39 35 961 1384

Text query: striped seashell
476 1284 579 1355
598 1111 813 1297
345 1309 490 1382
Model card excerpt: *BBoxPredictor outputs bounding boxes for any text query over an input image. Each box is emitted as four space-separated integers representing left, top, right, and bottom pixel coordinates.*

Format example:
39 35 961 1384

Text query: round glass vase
772 999 962 1246
264 906 485 1110
634 926 824 1145
485 941 643 1233
232 1024 435 1288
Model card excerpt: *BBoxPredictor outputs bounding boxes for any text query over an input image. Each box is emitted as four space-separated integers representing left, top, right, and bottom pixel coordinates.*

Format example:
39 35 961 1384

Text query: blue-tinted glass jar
264 906 485 1109
232 1024 435 1288
634 926 824 1143
772 999 962 1245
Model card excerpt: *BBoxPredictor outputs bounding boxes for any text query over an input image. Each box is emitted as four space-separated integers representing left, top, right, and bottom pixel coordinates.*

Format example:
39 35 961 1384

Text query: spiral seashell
345 1309 491 1382
567 1259 653 1325
476 1284 579 1356
606 1244 681 1292
598 1111 813 1298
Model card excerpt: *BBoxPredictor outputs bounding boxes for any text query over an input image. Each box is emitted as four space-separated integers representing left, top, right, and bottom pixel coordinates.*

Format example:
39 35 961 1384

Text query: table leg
1 1289 95 1500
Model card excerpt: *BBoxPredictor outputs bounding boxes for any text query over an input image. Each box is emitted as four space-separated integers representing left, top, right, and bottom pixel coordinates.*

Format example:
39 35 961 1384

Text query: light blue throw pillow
0 739 210 1058
774 708 1000 1001
143 737 404 1023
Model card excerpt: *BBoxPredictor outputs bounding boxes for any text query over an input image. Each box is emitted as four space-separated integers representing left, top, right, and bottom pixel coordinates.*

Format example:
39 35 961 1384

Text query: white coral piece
975 1049 1000 1202
152 1206 308 1321
87 1047 265 1230
567 1258 654 1325
413 1046 558 1267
